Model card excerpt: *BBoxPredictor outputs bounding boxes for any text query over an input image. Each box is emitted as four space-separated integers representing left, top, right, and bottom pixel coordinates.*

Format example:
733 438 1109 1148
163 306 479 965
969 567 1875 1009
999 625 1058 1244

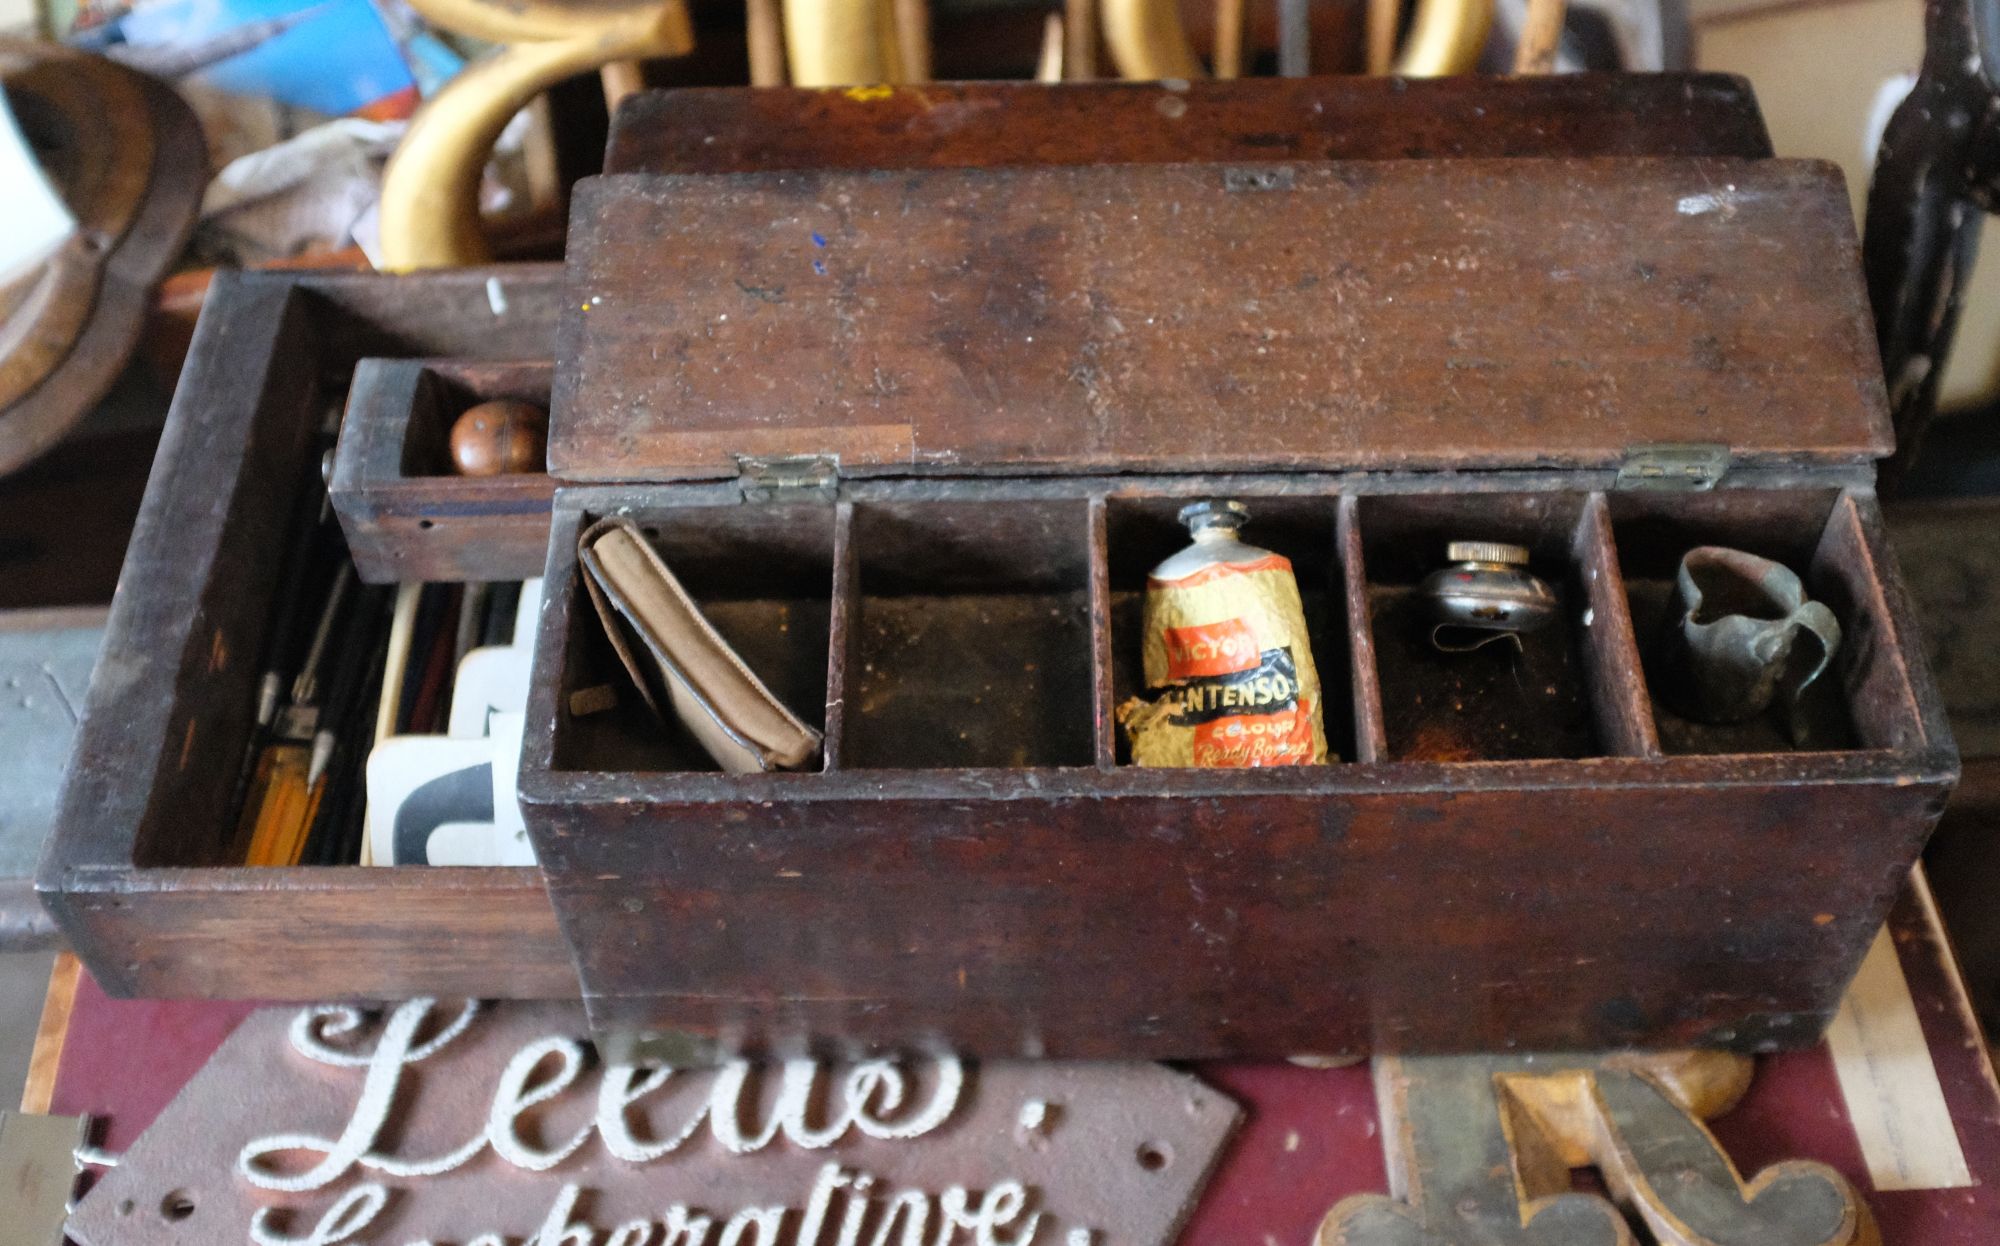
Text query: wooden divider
821 502 859 772
1574 492 1662 759
1088 497 1117 770
1337 495 1387 765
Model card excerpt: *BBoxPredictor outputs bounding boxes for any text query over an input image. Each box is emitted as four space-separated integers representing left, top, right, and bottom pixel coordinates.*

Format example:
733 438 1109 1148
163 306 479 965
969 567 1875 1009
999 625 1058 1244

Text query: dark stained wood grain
821 503 859 772
552 159 1891 483
1817 492 1941 753
604 75 1775 176
34 81 1962 1042
1337 494 1386 763
54 869 574 1000
332 77 1779 582
530 751 1951 1060
54 274 313 873
1088 497 1116 769
307 264 569 362
519 477 1955 1058
1575 493 1662 758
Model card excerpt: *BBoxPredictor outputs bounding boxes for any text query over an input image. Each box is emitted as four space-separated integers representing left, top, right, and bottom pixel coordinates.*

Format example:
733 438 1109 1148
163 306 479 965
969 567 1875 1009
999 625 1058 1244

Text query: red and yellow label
1164 618 1261 679
1117 550 1328 768
1193 698 1320 766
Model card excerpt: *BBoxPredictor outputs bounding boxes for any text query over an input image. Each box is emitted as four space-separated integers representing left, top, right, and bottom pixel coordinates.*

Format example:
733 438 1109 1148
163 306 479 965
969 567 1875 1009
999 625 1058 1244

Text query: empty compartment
1105 495 1353 766
1610 488 1918 755
845 500 1094 769
551 504 836 772
1357 493 1611 762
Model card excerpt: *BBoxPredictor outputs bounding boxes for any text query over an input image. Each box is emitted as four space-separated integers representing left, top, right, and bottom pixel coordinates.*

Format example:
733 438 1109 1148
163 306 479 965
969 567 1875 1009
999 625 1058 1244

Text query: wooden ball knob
449 400 547 476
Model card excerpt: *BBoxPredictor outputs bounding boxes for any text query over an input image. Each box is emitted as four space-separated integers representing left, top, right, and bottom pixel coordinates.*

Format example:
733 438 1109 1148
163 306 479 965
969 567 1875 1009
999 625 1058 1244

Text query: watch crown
1446 541 1530 566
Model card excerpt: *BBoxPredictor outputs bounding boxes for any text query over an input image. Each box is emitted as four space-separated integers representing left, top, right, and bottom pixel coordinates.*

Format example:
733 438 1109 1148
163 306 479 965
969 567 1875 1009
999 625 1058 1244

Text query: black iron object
1863 0 2000 488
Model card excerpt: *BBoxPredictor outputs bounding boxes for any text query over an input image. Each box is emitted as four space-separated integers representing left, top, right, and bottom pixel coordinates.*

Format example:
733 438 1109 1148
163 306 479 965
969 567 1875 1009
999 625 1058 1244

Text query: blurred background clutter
0 0 1715 626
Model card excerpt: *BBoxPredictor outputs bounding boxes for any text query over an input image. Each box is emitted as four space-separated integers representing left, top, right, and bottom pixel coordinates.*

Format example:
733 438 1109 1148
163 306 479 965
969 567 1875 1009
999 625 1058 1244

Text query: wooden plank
1826 916 1973 1190
541 765 1948 1058
38 273 309 876
1336 495 1385 764
604 76 1775 175
20 953 78 1115
1574 493 1661 759
55 870 574 1000
310 265 568 362
555 159 1890 482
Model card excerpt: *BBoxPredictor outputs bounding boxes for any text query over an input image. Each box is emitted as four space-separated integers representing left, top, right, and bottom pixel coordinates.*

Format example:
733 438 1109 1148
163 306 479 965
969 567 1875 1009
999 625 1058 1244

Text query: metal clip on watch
1418 541 1559 653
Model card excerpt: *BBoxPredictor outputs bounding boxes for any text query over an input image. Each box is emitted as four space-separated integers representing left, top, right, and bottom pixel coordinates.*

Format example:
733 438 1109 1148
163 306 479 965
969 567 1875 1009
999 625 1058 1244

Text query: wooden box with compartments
518 97 1957 1062
36 76 1952 1064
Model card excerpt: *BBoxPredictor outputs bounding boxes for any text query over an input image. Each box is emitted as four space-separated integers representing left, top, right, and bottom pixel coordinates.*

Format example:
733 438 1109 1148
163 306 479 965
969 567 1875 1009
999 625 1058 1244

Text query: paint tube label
1118 552 1327 766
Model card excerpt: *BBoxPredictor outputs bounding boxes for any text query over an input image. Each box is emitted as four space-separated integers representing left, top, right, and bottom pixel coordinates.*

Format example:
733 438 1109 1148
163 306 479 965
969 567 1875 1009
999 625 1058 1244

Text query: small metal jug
1657 546 1842 739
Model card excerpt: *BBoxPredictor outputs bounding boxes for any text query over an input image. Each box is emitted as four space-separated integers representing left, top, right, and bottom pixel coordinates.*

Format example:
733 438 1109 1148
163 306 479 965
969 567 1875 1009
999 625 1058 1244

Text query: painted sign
66 999 1239 1246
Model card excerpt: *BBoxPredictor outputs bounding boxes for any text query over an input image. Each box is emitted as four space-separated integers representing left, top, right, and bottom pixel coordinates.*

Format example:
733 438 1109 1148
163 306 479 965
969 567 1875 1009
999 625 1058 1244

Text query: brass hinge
736 454 839 503
1615 443 1729 491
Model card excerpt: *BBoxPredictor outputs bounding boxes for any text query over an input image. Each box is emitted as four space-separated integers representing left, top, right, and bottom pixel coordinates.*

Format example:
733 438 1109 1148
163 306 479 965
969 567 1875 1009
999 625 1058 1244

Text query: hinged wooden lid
550 158 1892 483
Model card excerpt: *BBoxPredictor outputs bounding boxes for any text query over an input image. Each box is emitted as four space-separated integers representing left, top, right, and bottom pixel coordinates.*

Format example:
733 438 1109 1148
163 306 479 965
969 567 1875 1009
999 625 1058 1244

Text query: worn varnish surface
603 76 1775 175
532 754 1950 1059
32 80 1960 1038
520 476 1955 1058
553 159 1889 482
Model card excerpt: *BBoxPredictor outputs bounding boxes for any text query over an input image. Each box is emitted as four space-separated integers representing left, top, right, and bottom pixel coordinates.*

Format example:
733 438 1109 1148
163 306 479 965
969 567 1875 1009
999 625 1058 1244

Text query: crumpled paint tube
1117 500 1328 767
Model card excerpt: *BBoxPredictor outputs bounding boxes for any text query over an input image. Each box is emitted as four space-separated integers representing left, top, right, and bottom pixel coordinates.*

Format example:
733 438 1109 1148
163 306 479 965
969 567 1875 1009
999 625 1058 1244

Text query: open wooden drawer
35 268 577 1001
